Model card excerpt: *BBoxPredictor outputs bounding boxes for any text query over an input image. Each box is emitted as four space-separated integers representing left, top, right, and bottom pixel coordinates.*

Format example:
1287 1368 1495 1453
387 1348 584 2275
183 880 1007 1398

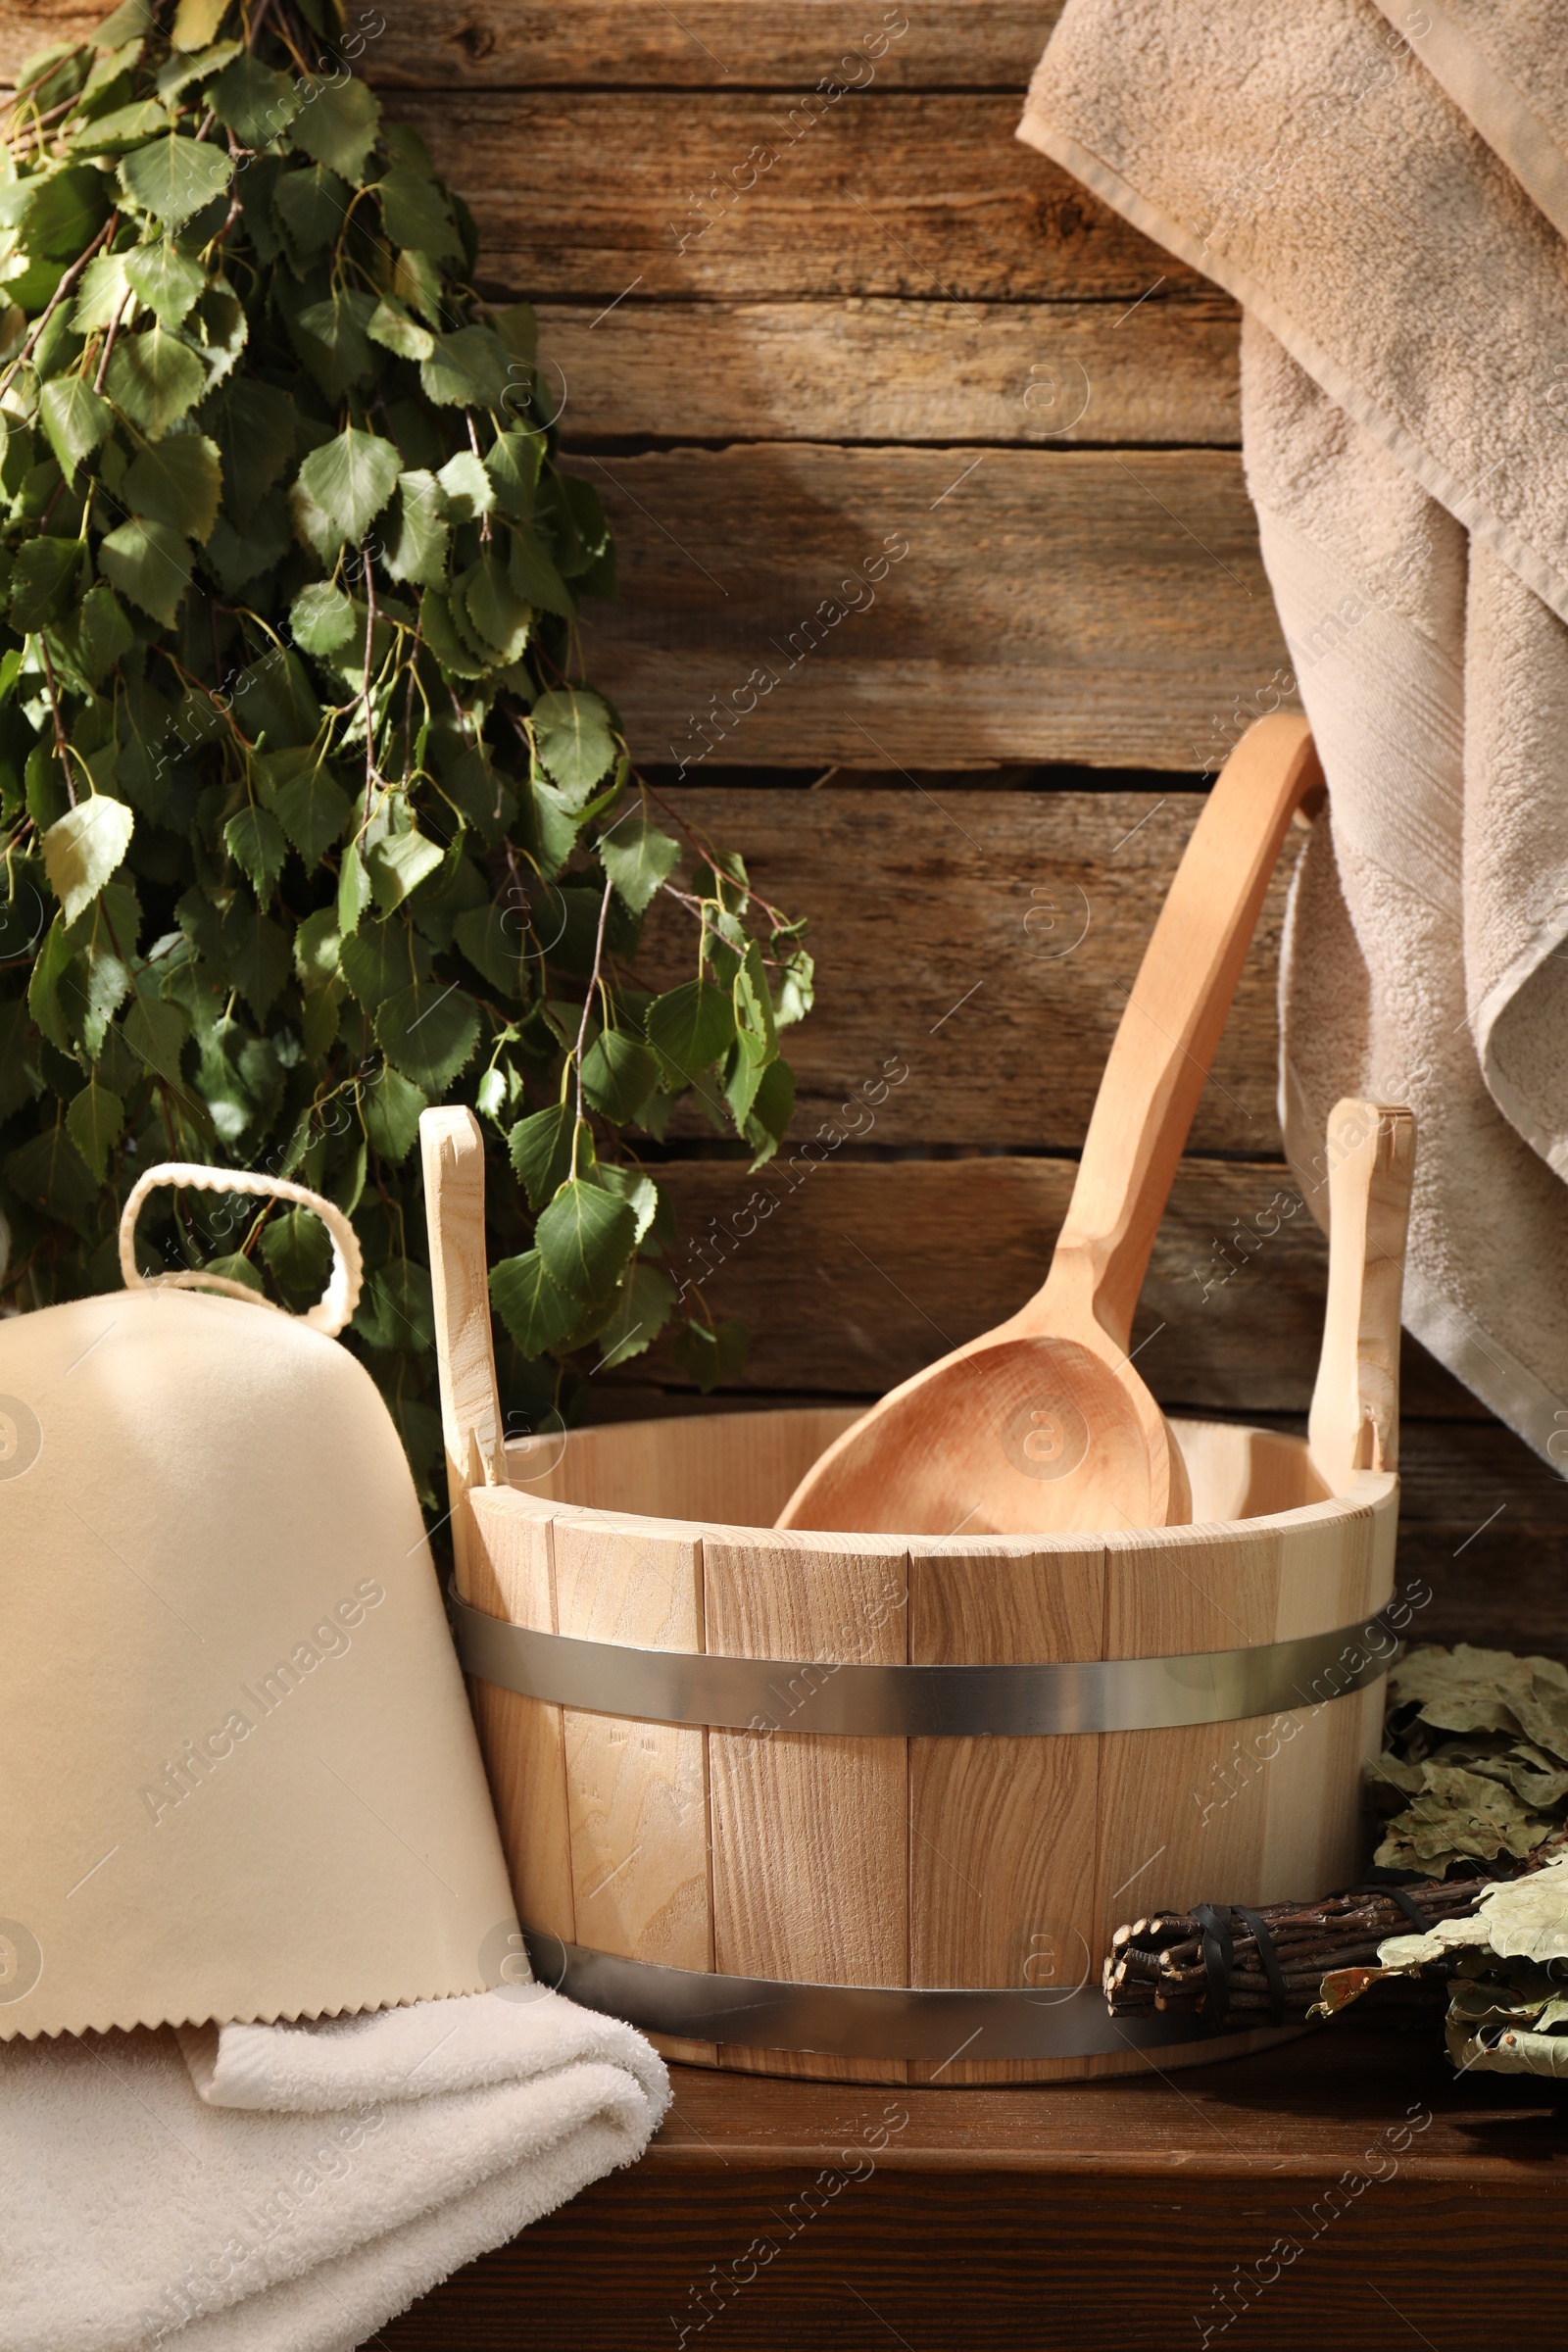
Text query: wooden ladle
778 713 1325 1538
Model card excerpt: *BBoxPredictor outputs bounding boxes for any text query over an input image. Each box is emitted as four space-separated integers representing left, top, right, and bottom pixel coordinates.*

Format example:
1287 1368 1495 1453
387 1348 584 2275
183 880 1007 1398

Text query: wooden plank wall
4 2 1562 1651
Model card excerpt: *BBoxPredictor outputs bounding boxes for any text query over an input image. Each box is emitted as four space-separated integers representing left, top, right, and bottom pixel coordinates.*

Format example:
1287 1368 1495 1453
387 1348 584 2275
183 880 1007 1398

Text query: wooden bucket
421 1112 1407 2085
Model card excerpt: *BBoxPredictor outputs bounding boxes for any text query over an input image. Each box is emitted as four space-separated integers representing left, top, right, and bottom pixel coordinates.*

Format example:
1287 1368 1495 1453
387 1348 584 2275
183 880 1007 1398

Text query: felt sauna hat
0 1163 519 2039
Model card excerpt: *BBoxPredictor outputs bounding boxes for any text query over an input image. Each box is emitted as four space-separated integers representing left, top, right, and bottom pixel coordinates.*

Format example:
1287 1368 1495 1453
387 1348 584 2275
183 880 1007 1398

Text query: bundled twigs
1103 1832 1568 2024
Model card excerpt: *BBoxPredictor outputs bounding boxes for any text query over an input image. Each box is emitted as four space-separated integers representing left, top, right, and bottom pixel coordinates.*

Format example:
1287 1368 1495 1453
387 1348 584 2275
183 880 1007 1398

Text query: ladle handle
1037 713 1324 1353
1307 1100 1415 1495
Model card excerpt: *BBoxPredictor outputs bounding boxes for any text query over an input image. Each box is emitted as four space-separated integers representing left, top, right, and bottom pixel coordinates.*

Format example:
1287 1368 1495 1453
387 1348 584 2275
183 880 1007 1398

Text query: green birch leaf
288 579 356 655
726 938 778 1126
535 1175 636 1303
744 1055 795 1165
595 1258 677 1369
419 324 510 410
381 467 449 587
417 585 487 679
220 893 289 1017
3 1123 97 1222
523 780 585 884
531 686 614 802
287 475 339 566
27 915 76 1052
272 161 351 260
508 1100 575 1210
773 947 814 1031
66 1075 124 1181
492 304 538 366
188 278 247 393
485 427 542 520
553 472 612 577
233 645 318 750
202 1250 266 1295
171 0 229 49
237 149 283 261
122 239 206 327
209 51 299 148
286 286 375 399
48 580 133 691
61 877 136 1063
295 425 401 550
10 536 81 630
336 837 372 935
360 1063 426 1162
260 1202 331 1298
2 166 109 261
340 918 416 1011
123 430 221 540
375 974 480 1094
209 377 296 525
39 373 111 478
42 795 134 926
393 246 443 325
203 491 290 589
435 447 492 521
507 520 573 618
123 989 190 1089
73 958 131 1063
98 514 193 625
375 162 462 258
71 99 171 155
581 1030 660 1123
69 250 132 332
224 804 287 906
106 321 208 436
672 1316 749 1393
462 548 530 662
367 293 433 362
256 748 350 870
292 905 340 991
289 75 380 186
119 133 233 228
593 1161 661 1244
599 813 680 915
645 978 737 1088
453 901 525 997
367 828 443 911
489 1247 578 1357
290 580 357 662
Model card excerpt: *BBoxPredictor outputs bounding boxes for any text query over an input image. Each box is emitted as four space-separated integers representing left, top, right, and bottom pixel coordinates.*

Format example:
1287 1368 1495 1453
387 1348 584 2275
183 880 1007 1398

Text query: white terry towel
0 1987 668 2352
1019 0 1568 1464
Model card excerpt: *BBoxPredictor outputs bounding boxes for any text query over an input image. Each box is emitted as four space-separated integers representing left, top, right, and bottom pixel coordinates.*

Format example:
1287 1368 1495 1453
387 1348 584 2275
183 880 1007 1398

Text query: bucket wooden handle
1039 712 1324 1353
119 1160 363 1336
1307 1100 1415 1494
420 1105 506 1518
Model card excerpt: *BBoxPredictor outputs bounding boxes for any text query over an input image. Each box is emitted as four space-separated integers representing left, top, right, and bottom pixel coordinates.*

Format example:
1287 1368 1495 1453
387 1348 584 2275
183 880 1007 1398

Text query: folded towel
1019 0 1568 1463
1 1987 668 2352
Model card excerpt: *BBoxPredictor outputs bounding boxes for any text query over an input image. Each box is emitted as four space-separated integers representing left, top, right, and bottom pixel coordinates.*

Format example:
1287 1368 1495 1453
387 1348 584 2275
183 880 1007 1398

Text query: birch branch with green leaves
0 0 810 1495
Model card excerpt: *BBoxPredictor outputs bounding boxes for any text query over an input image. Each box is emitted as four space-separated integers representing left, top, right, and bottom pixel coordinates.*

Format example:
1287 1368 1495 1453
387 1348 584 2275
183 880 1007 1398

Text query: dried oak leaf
1374 1762 1544 1876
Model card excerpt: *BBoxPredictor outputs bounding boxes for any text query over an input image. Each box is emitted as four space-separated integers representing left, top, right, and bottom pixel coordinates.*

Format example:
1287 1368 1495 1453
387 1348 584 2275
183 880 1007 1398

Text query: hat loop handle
118 1162 364 1338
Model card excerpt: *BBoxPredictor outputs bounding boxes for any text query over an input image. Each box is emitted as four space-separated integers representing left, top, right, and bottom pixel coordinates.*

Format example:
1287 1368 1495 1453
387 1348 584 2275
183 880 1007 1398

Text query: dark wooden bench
383 2024 1567 2348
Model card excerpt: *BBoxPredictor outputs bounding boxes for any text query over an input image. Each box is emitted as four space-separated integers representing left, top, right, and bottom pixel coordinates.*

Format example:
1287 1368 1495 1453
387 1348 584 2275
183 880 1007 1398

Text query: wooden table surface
381 2020 1568 2350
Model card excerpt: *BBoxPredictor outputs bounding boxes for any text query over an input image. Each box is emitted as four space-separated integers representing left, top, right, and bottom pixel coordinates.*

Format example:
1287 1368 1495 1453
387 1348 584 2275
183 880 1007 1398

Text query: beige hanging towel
1019 0 1568 1467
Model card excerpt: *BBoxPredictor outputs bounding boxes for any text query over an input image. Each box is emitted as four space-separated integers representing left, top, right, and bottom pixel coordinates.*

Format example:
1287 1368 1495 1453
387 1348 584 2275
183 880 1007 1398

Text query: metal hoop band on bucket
118 1162 364 1337
514 1931 1297 2062
450 1592 1402 1739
